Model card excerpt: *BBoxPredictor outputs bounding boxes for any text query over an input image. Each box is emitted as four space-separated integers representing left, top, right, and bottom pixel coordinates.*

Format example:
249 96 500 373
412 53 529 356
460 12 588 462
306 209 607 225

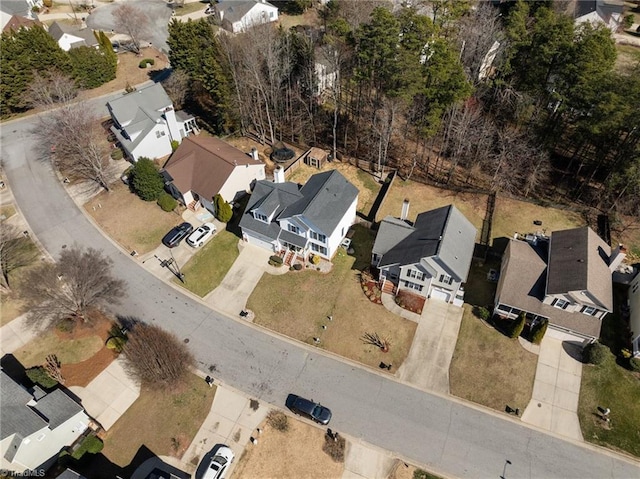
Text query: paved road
1 105 639 478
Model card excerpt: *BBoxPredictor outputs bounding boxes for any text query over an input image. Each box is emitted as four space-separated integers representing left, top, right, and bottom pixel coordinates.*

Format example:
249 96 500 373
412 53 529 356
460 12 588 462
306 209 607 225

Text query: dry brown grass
232 417 344 479
84 181 183 254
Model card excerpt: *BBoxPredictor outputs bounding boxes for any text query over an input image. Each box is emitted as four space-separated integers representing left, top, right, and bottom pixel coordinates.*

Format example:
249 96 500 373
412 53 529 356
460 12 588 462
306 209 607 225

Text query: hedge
138 58 155 68
157 192 178 212
110 148 123 160
583 342 611 365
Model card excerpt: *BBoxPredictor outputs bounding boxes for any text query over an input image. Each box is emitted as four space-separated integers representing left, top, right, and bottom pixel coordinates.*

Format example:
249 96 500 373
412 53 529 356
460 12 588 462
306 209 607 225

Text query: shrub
26 366 58 388
509 312 526 339
131 157 164 201
138 58 155 68
268 255 283 267
106 336 126 352
322 433 346 462
71 434 103 460
110 148 123 160
266 411 289 432
43 0 52 7
630 357 640 373
531 319 548 345
171 140 180 151
214 194 233 222
623 14 634 29
474 306 490 321
310 254 320 265
292 263 303 271
583 342 611 365
157 192 178 212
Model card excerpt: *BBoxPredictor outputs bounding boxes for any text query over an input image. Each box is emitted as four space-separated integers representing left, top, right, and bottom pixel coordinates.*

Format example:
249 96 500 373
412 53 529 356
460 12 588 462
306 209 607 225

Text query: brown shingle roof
2 15 39 33
163 136 258 202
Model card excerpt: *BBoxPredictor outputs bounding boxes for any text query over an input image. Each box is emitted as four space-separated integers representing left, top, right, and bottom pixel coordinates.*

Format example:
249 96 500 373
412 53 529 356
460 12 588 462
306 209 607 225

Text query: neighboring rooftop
217 0 276 24
48 21 98 49
0 370 46 441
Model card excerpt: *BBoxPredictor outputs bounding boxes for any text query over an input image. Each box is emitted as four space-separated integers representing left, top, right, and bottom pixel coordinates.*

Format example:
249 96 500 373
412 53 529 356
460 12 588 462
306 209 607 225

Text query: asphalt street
1 100 639 478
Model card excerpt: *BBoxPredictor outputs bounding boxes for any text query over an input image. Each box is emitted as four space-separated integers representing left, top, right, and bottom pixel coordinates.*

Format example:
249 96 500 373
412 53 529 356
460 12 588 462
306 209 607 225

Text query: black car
286 394 332 425
162 222 193 248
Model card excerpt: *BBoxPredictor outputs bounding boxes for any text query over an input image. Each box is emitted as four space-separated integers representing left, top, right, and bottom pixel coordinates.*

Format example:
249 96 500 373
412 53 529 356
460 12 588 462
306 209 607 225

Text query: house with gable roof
162 136 265 214
239 168 358 260
371 202 477 306
214 0 278 33
0 0 42 32
47 21 99 51
107 83 197 162
0 370 90 473
494 226 621 341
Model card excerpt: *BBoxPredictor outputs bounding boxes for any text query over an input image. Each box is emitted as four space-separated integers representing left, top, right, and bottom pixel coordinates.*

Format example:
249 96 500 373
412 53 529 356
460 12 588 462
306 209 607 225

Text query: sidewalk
342 441 397 479
0 313 45 356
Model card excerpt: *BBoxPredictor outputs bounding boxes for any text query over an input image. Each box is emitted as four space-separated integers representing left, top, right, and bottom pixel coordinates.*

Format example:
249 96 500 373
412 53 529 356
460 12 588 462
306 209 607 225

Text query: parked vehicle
202 445 234 479
187 222 216 247
286 394 332 425
161 222 193 248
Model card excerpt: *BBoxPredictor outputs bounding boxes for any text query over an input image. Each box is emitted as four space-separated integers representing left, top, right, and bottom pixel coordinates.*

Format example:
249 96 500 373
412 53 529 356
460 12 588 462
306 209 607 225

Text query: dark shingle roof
34 389 83 429
47 21 99 48
0 371 47 441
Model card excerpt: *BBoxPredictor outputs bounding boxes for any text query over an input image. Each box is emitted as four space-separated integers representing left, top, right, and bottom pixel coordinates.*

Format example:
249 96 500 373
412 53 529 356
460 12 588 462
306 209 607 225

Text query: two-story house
371 203 477 306
107 83 197 162
214 0 279 33
0 370 91 473
239 168 358 261
494 227 621 341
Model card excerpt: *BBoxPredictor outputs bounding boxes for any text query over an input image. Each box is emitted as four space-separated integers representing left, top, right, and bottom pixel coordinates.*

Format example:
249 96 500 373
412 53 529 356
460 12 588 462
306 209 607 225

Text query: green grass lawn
449 306 537 413
578 355 640 458
248 227 416 370
174 230 240 297
102 373 216 467
14 333 104 368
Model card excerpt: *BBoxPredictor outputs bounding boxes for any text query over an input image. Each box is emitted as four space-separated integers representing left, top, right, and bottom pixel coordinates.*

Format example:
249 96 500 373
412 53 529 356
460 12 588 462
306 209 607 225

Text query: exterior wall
163 107 181 143
201 196 215 215
219 164 266 204
182 190 195 206
239 3 278 31
325 197 357 257
543 292 607 319
57 33 84 51
630 273 640 357
130 124 173 161
397 263 431 298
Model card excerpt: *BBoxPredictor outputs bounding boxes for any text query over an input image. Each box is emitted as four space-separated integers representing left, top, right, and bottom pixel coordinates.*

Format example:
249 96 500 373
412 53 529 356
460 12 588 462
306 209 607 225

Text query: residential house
0 0 42 31
1 14 40 33
629 270 640 357
107 83 197 162
48 21 99 51
239 168 358 261
494 227 621 342
162 136 266 214
315 55 337 97
574 0 623 31
214 0 278 33
371 203 477 306
0 370 90 473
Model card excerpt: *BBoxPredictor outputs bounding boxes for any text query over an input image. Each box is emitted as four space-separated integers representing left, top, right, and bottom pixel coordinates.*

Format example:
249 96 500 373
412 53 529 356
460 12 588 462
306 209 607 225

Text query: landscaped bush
474 306 490 321
509 313 526 339
26 366 58 388
130 157 164 201
106 336 126 352
110 148 123 160
531 319 548 345
322 433 346 462
214 194 233 222
171 140 180 151
266 410 289 432
310 254 320 265
157 192 178 212
268 255 283 267
583 342 611 365
630 357 640 373
138 58 155 68
71 433 103 459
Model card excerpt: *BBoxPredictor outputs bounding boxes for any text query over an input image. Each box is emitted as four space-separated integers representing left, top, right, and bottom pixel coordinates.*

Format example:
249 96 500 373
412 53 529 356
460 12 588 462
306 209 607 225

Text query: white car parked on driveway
203 445 234 479
187 222 216 247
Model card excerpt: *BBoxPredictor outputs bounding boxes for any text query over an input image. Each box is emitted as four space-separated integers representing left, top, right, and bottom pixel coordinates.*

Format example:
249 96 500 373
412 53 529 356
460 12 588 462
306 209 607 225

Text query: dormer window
254 212 268 223
552 298 570 310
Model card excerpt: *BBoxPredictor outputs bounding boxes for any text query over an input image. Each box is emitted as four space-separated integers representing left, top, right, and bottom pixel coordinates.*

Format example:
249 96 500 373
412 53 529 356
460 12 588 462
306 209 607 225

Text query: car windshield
312 405 322 417
213 456 227 467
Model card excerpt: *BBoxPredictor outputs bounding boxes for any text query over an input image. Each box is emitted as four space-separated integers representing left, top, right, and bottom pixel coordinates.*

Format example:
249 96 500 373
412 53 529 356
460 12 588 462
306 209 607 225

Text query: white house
0 371 90 473
239 168 358 261
574 0 623 31
629 270 640 357
214 0 278 33
162 136 266 214
48 21 99 51
107 83 197 162
372 203 477 306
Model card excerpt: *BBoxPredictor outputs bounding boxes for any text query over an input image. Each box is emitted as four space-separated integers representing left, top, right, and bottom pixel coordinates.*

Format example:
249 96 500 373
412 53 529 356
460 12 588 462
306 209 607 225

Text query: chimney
400 199 410 221
609 244 627 272
250 147 259 161
273 166 285 184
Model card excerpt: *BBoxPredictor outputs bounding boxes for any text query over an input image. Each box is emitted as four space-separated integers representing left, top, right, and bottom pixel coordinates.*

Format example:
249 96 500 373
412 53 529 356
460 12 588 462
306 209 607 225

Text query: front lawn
578 355 640 458
14 333 104 368
174 230 240 297
101 373 216 467
247 242 416 370
449 307 537 413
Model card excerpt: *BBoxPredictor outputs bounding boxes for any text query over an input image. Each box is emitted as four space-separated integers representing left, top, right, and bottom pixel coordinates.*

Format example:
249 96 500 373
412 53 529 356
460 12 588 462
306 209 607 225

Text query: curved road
1 106 639 478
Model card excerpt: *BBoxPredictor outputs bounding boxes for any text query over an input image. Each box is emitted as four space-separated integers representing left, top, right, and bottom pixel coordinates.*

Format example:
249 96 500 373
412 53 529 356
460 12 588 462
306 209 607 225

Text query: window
254 212 268 223
439 274 453 285
288 224 300 234
581 306 597 316
552 298 569 310
403 281 423 292
310 231 326 243
155 130 166 138
408 269 425 281
311 243 327 255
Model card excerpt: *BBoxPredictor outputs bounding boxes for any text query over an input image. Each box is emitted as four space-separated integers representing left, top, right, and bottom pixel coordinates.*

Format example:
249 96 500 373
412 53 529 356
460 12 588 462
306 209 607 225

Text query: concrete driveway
521 329 584 440
395 300 463 394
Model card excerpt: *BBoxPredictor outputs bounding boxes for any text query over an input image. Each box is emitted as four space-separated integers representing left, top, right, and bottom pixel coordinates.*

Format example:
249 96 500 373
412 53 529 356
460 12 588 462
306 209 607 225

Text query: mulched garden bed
394 289 425 314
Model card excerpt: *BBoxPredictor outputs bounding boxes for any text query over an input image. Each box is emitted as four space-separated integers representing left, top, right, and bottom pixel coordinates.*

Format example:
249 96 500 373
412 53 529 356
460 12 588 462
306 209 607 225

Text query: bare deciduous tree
21 246 126 327
0 223 38 292
122 321 195 388
161 70 190 110
27 70 78 108
112 3 150 54
44 354 65 384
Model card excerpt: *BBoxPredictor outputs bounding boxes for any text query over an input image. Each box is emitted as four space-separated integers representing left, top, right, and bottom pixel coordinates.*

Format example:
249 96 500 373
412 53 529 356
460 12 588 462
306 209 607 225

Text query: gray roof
496 238 603 339
48 21 98 48
240 170 358 242
546 227 613 311
0 371 47 441
34 389 83 429
0 0 31 16
279 169 358 236
56 469 87 479
217 0 277 24
375 205 477 282
107 83 172 154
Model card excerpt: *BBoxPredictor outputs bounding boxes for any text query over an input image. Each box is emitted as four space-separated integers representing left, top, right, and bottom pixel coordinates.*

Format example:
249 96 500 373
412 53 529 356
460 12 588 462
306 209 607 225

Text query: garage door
430 288 451 303
246 234 275 252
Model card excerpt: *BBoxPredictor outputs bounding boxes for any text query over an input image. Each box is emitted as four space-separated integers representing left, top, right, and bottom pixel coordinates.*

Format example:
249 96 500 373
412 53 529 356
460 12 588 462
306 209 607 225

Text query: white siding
219 164 266 203
57 33 84 52
131 124 173 161
325 197 357 257
237 3 278 32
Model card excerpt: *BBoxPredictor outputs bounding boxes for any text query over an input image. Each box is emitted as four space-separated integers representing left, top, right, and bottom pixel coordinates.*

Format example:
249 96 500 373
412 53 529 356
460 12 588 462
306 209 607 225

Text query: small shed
304 147 328 169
